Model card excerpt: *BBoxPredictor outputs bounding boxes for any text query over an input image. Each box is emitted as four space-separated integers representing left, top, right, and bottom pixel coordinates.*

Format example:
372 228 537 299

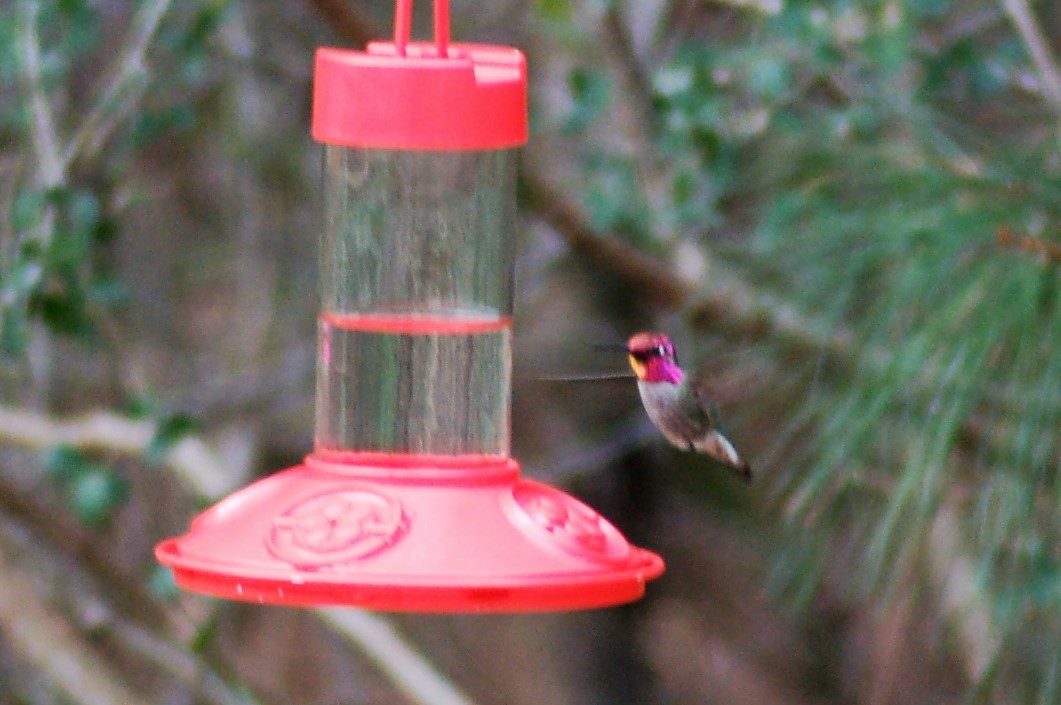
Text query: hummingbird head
625 332 683 384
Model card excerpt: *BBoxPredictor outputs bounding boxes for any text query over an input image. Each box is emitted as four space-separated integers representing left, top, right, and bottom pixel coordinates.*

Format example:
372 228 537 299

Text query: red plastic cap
312 42 528 150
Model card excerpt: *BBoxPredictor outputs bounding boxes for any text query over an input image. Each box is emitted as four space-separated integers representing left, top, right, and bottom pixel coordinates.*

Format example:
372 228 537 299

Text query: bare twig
999 0 1061 115
709 0 785 15
0 496 262 705
318 609 479 705
0 405 239 499
0 471 170 627
18 0 64 190
62 0 172 167
0 530 142 705
17 0 64 409
91 607 265 705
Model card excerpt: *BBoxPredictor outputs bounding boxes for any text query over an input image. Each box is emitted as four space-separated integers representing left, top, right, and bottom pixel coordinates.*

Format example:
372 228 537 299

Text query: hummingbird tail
695 430 752 483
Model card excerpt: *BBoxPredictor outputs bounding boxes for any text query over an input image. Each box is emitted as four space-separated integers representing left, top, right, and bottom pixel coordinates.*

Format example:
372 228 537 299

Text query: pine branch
520 162 854 358
999 0 1061 116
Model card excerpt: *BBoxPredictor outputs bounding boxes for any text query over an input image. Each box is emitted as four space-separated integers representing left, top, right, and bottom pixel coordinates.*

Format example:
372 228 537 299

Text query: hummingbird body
625 332 751 481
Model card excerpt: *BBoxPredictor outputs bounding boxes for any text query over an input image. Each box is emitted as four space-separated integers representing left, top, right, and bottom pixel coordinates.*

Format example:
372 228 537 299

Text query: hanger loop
394 0 450 58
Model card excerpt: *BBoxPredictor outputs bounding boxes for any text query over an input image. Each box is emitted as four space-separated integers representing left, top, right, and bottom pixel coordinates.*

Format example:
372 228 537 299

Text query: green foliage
145 412 201 464
564 67 612 133
0 0 228 359
146 565 180 602
189 614 220 655
2 185 126 352
582 153 656 245
538 0 572 22
44 445 129 526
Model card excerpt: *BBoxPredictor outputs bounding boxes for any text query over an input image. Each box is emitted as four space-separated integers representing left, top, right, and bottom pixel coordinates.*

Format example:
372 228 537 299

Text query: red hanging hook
394 0 449 58
434 0 450 58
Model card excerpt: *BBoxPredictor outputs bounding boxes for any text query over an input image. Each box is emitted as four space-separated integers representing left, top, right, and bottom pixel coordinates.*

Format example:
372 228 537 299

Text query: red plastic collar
312 0 527 150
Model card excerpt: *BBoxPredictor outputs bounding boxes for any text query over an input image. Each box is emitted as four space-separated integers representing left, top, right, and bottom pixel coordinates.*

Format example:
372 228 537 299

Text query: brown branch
520 161 857 361
602 4 656 132
318 609 479 705
520 166 689 308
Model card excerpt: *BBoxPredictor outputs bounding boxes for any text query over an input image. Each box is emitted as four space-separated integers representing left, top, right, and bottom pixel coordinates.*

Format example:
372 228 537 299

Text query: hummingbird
619 331 752 482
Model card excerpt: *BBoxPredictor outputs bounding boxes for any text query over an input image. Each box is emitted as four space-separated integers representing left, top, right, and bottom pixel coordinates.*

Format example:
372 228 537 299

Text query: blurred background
1 0 1059 703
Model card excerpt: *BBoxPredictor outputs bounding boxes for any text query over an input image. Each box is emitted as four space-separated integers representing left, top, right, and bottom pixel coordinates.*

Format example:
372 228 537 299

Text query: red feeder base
155 454 664 612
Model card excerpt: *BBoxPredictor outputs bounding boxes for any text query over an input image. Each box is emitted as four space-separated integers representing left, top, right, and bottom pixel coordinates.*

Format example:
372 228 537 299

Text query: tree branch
92 607 267 705
602 4 656 135
520 162 854 359
0 405 239 499
520 165 688 308
318 609 479 705
0 530 142 705
62 0 172 167
0 492 265 705
18 0 64 189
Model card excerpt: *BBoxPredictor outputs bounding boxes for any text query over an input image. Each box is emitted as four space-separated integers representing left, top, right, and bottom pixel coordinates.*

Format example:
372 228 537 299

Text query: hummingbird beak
592 343 629 353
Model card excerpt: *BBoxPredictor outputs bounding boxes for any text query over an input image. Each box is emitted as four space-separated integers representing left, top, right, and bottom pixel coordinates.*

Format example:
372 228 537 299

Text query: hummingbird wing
689 375 752 481
690 384 722 427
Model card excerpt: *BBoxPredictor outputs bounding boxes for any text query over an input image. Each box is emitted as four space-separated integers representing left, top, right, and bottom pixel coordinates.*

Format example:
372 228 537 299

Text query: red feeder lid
155 454 664 612
312 0 526 150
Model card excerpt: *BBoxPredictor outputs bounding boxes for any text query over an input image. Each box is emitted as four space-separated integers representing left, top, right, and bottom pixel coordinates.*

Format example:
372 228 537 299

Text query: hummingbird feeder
155 0 664 612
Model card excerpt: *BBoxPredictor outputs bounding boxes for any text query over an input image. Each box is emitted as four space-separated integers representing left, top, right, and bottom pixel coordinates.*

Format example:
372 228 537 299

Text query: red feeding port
155 0 664 612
